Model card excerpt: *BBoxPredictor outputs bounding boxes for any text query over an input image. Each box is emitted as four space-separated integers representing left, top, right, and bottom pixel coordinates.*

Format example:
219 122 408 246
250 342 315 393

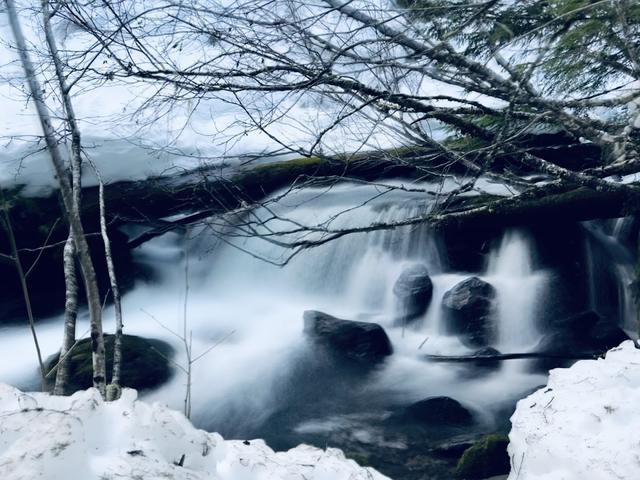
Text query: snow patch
0 384 389 480
508 340 640 480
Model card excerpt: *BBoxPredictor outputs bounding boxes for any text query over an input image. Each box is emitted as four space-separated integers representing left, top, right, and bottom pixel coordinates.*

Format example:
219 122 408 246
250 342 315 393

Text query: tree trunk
95 172 124 397
53 234 78 395
6 0 107 397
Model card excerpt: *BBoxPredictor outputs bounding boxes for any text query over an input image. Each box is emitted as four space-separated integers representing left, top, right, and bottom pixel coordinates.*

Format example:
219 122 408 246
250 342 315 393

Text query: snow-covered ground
2 337 640 479
509 340 640 480
0 384 389 480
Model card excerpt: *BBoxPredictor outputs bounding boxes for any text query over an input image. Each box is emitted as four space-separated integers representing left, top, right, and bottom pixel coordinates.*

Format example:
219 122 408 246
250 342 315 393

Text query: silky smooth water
0 182 635 464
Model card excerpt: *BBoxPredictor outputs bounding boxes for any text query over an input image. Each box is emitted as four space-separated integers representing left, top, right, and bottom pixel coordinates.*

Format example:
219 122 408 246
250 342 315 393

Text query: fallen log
422 352 599 362
7 148 640 254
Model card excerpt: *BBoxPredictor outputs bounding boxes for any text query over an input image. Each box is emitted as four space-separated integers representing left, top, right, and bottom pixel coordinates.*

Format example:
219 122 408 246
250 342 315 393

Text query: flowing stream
0 181 636 477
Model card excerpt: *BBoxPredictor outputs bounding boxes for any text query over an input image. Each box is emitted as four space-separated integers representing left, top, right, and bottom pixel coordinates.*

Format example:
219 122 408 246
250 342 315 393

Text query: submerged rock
442 277 497 347
455 434 510 479
303 310 393 363
393 264 433 323
400 396 473 426
45 334 173 395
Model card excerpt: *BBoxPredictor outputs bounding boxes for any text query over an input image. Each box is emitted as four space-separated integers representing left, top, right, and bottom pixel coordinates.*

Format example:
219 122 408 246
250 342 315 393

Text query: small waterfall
485 231 546 351
610 218 638 336
1 180 638 468
584 219 638 336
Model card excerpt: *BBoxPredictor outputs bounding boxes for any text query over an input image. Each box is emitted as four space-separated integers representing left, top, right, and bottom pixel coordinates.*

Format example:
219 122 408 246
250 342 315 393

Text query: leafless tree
89 160 124 400
47 0 640 254
5 0 107 397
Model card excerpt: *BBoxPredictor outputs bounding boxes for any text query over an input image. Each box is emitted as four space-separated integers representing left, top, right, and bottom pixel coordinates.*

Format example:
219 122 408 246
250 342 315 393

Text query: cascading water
0 181 636 478
485 231 546 351
584 219 638 336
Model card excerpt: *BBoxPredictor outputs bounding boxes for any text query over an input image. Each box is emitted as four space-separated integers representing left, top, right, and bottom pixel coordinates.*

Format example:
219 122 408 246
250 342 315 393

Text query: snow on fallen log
0 384 389 480
508 340 640 480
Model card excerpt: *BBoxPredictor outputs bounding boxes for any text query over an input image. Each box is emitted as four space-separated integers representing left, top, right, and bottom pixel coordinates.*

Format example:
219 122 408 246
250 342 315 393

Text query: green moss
249 156 325 173
46 334 174 395
443 135 490 153
236 157 328 188
455 434 510 479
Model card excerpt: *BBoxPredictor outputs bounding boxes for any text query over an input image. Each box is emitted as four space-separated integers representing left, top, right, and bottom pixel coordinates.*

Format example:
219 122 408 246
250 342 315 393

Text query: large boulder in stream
442 277 497 348
399 396 473 426
393 264 433 323
45 334 173 395
303 310 393 363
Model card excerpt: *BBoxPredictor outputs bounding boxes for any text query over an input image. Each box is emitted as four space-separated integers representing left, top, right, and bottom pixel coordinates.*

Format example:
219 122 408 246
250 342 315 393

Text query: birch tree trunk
53 235 78 395
94 169 124 400
5 0 107 397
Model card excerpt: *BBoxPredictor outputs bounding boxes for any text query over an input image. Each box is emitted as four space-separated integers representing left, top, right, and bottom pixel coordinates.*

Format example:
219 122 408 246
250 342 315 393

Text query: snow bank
0 384 389 480
508 340 640 480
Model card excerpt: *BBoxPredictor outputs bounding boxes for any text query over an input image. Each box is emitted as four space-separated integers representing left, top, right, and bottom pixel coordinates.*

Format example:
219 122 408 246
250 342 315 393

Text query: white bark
5 0 107 397
93 165 124 396
53 234 78 395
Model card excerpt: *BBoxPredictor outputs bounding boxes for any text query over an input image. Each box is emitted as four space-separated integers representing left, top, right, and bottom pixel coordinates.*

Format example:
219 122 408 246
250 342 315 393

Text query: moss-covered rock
46 334 173 395
455 433 510 479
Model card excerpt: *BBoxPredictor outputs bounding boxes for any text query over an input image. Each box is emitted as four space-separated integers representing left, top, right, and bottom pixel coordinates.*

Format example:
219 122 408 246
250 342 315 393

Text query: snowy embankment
0 384 388 480
508 340 640 480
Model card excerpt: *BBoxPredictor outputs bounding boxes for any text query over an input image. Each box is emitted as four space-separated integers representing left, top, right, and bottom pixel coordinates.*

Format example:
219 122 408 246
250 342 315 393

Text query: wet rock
589 321 629 351
45 334 173 395
555 310 601 335
303 310 393 363
532 311 629 372
472 347 502 372
401 396 473 426
443 277 497 347
529 224 591 327
455 434 510 479
532 331 582 371
393 264 433 323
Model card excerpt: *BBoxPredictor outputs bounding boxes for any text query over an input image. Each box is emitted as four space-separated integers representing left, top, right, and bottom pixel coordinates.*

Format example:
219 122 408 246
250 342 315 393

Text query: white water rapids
0 182 636 446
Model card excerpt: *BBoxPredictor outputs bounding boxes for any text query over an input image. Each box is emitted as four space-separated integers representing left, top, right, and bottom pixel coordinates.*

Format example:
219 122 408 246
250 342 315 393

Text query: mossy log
6 153 640 253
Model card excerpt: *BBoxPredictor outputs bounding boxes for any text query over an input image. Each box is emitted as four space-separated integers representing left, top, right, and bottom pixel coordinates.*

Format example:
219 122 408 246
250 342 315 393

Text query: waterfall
583 219 638 336
485 231 546 351
0 181 636 454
